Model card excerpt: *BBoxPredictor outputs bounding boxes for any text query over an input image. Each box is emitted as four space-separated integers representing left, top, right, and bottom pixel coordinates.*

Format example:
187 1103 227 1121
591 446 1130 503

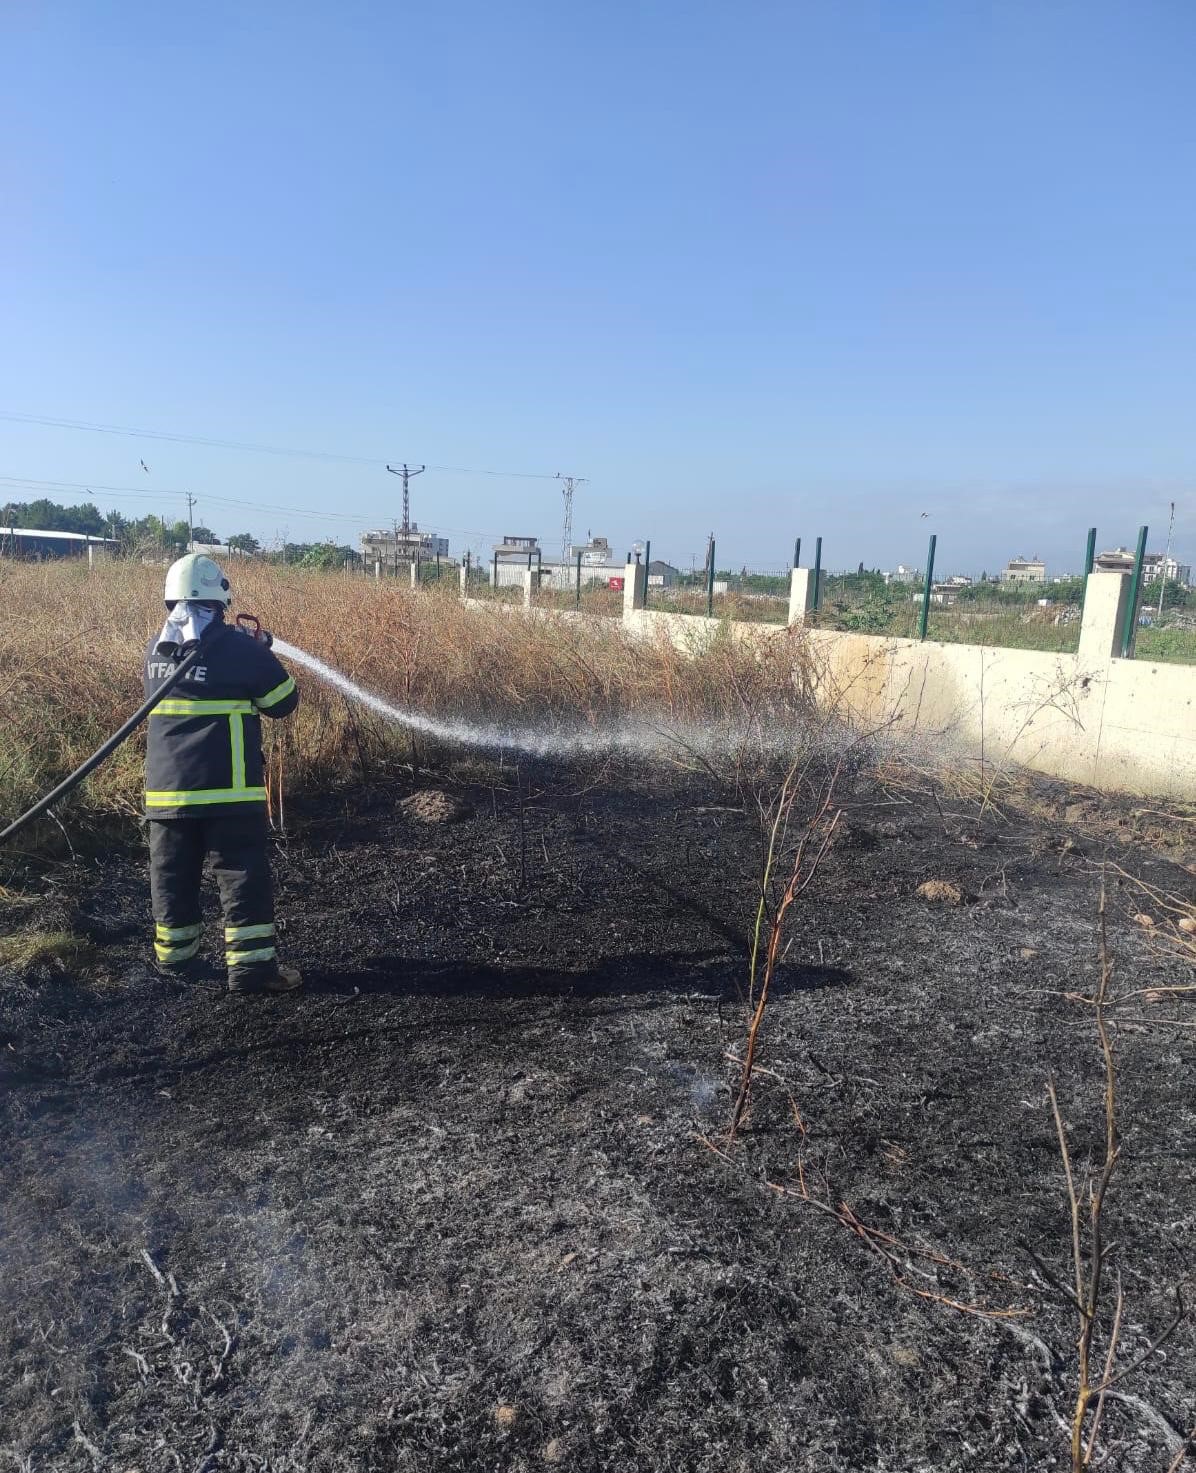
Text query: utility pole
186 493 196 551
1158 499 1176 618
555 473 588 562
386 464 426 571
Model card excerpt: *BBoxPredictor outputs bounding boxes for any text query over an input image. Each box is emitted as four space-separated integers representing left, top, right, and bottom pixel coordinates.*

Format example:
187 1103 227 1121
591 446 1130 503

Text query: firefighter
144 553 301 994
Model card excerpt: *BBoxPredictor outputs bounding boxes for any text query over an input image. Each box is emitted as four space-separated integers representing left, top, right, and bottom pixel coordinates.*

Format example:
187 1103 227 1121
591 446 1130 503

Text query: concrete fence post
787 567 815 626
1078 572 1132 664
459 564 469 597
409 561 419 590
521 567 534 609
622 559 647 624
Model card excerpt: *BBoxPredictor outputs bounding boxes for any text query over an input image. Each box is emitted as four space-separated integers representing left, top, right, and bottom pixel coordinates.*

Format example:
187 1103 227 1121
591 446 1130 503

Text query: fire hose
0 645 204 848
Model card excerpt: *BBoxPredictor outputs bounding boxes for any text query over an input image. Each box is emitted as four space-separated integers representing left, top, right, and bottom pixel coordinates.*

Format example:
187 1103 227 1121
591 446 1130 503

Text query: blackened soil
2 765 1194 1472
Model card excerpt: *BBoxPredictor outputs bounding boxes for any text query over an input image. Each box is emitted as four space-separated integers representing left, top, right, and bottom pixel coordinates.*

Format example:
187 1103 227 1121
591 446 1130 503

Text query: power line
0 473 519 545
0 409 563 481
0 474 368 523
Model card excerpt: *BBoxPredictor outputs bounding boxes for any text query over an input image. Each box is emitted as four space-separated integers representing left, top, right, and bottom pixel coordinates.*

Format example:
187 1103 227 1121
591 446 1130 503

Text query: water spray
272 639 815 766
272 639 630 758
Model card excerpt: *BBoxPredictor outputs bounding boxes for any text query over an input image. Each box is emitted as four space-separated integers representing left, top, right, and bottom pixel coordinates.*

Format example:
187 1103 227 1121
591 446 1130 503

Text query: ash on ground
1 764 1193 1472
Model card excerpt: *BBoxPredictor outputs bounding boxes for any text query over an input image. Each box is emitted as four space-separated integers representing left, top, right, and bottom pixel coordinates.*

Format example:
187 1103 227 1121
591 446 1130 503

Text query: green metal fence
431 524 1195 665
638 527 1195 663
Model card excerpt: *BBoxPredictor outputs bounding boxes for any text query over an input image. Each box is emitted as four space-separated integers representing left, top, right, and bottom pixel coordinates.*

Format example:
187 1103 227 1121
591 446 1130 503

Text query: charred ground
2 761 1194 1472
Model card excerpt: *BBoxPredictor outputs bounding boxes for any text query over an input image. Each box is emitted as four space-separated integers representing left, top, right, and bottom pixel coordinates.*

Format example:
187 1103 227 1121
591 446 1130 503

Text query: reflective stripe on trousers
225 922 276 969
154 920 202 965
148 814 277 979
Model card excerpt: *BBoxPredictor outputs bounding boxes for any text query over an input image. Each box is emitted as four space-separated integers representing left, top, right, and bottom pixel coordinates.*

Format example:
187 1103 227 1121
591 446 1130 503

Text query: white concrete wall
794 629 1196 797
623 572 1196 798
458 566 1196 798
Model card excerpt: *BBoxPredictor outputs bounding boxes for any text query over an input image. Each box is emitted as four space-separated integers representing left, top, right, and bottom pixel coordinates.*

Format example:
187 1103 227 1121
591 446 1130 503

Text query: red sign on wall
608 577 625 591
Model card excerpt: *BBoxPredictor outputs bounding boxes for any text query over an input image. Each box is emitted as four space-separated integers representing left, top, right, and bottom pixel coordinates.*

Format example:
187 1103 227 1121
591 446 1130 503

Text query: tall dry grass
0 558 815 842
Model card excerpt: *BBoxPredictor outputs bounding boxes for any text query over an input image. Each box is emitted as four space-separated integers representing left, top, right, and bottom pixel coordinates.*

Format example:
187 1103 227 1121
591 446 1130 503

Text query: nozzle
235 612 273 646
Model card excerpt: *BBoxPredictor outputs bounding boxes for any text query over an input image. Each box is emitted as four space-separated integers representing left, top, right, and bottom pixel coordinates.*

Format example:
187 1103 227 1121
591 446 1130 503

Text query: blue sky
2 1 1193 575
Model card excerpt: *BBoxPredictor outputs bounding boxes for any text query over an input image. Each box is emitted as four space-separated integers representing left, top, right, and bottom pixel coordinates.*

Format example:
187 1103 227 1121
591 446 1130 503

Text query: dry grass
0 930 96 972
0 558 816 843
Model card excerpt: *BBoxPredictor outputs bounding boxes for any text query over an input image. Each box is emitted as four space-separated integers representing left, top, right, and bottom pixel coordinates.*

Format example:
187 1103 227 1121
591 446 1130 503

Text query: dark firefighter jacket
143 622 299 819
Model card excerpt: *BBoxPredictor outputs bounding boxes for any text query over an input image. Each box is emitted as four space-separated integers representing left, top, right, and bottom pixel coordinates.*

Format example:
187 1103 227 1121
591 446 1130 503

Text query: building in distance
570 534 613 566
1095 547 1191 587
1002 556 1047 585
492 534 541 566
882 564 922 586
361 524 449 568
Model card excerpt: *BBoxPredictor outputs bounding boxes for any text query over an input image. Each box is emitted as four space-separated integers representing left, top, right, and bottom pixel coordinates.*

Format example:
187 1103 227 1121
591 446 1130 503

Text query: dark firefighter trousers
148 812 279 986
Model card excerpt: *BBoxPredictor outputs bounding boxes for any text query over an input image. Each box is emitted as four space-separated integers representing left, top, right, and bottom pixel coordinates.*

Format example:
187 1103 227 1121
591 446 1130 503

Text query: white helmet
164 553 232 607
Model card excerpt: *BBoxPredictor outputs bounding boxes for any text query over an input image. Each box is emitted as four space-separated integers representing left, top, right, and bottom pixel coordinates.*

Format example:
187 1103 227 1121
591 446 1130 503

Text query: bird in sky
140 459 150 473
920 511 930 518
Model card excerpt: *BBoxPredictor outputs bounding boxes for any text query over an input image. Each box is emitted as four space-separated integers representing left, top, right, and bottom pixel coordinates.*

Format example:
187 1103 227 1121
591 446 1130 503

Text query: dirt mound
400 789 471 823
916 878 964 905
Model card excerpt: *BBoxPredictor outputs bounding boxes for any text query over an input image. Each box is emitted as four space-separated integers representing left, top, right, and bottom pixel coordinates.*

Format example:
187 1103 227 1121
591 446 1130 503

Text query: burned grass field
2 761 1194 1472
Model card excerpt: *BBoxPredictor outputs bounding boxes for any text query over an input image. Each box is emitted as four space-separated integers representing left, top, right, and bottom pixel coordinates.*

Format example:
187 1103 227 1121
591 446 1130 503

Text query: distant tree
190 525 218 544
139 514 170 547
4 498 106 536
227 532 260 556
300 541 357 570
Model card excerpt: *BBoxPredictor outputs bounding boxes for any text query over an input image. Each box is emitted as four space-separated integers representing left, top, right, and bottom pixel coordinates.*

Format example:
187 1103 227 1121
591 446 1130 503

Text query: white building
1002 556 1047 585
1144 553 1191 587
570 534 613 566
1094 549 1190 586
493 557 623 590
492 534 541 566
1 526 119 558
362 524 449 567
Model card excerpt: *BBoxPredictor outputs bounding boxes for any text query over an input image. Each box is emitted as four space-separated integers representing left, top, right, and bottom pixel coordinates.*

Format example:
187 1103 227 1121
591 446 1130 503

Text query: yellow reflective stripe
255 675 295 710
151 699 255 716
226 946 277 966
155 922 202 941
155 938 201 963
229 711 246 790
224 923 274 942
146 787 267 807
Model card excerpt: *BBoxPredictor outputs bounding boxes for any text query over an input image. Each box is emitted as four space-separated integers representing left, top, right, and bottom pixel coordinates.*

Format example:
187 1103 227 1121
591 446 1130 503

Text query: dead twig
203 1307 234 1390
1163 1425 1196 1473
731 758 843 1139
71 1421 101 1465
1046 878 1192 1470
1047 880 1121 1473
768 1182 1029 1322
139 1247 166 1286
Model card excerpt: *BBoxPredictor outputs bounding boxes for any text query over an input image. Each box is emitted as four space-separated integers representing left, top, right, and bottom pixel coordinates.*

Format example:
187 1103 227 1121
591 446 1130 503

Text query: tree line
0 497 361 569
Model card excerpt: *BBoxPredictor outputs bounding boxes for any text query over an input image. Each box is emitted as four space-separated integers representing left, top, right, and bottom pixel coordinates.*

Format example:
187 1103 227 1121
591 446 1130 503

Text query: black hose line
0 646 204 848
